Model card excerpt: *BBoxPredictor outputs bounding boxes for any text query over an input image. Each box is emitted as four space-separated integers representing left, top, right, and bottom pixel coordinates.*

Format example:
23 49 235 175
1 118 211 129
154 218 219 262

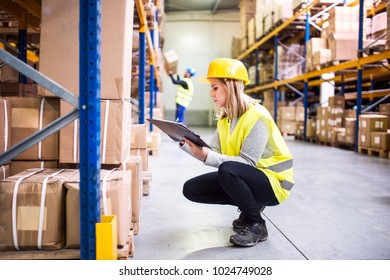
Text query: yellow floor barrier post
96 215 118 260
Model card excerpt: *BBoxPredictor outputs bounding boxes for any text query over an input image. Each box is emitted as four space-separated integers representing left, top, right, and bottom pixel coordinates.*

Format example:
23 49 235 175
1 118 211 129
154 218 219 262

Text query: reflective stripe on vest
280 180 294 191
265 158 293 173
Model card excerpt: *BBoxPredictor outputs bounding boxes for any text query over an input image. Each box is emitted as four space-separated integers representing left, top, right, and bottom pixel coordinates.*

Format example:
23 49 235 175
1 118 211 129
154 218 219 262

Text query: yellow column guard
96 215 118 260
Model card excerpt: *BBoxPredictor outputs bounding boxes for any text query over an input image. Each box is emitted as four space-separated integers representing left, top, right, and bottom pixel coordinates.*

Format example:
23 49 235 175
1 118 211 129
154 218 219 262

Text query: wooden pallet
321 59 349 68
294 134 304 140
282 132 295 138
363 44 386 55
359 147 389 159
0 231 135 260
335 141 355 151
318 140 333 147
307 136 318 144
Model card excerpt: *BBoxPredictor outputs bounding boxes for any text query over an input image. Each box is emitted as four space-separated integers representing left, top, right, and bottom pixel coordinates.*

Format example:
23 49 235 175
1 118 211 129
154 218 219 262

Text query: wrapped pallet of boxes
358 114 388 149
0 169 79 251
64 169 132 248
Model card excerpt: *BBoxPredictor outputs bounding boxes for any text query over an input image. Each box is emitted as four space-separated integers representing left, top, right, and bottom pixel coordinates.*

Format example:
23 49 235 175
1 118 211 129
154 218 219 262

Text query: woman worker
179 58 294 247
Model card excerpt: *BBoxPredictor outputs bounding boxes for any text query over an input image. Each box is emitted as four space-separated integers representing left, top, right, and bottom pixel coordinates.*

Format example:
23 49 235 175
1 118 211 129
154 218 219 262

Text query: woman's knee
182 179 196 201
218 161 239 179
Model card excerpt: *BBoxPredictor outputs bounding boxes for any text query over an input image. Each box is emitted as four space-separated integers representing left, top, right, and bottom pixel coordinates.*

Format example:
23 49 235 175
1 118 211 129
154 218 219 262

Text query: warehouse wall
162 11 240 126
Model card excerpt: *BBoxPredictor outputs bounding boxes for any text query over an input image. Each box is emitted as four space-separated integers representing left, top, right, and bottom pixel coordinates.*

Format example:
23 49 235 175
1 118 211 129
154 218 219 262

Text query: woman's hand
183 137 209 162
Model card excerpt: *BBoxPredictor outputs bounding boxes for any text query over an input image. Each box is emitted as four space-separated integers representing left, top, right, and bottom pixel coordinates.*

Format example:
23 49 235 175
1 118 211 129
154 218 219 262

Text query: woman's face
208 78 227 109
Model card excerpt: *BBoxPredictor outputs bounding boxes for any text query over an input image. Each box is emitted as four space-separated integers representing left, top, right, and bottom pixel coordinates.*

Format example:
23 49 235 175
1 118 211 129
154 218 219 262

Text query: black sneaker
229 222 268 247
232 205 266 230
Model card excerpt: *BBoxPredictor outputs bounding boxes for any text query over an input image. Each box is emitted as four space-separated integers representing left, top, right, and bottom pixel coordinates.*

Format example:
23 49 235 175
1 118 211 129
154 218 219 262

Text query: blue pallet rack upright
79 0 101 260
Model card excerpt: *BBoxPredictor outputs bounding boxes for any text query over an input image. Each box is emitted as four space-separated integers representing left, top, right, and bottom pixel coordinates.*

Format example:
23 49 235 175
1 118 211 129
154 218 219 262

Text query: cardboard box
131 124 148 149
379 103 390 113
328 106 344 127
295 106 305 122
277 120 296 135
328 33 358 61
0 164 10 181
359 114 388 132
163 49 179 74
39 0 134 100
64 169 132 248
370 132 390 150
306 119 316 138
358 130 371 148
7 97 60 160
0 169 78 251
328 95 345 108
10 160 59 176
130 148 149 171
120 156 142 234
0 98 12 156
278 106 296 121
345 118 356 143
60 99 131 164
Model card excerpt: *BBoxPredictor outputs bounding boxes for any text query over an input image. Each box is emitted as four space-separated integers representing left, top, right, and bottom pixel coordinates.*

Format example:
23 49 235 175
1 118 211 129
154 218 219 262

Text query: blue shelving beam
355 0 365 152
273 35 279 122
79 0 101 260
139 27 146 124
303 5 310 142
149 28 155 131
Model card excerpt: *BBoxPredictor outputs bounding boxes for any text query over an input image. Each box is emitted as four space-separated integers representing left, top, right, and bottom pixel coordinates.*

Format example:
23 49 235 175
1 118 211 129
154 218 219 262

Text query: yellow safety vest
217 103 294 203
175 78 194 108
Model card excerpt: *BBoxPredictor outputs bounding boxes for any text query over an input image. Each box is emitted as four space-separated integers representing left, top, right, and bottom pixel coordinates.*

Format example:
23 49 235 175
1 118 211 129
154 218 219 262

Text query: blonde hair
215 79 258 120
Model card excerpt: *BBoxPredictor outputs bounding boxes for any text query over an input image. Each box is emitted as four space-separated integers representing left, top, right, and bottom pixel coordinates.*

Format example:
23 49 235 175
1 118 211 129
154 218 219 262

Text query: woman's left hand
183 137 208 162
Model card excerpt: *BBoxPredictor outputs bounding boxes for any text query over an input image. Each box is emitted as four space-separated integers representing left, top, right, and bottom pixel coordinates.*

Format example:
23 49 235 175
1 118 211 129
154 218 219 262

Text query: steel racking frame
235 0 390 151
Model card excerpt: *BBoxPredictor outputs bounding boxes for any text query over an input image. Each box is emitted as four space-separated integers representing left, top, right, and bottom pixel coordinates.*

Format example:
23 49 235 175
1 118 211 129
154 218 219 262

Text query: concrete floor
134 127 390 260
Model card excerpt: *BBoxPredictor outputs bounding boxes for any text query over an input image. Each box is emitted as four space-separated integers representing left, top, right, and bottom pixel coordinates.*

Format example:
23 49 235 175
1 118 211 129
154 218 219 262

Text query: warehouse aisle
134 127 390 260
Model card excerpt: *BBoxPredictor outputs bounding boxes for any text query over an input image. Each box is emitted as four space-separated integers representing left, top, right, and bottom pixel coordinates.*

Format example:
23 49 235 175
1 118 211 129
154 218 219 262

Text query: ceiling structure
0 0 41 31
164 0 240 14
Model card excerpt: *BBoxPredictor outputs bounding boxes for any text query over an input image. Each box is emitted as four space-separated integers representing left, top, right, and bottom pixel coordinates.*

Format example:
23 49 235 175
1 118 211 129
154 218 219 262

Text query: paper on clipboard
147 118 211 148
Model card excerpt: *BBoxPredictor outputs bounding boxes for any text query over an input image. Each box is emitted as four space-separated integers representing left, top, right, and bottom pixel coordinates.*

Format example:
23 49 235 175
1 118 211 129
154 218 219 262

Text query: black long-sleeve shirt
169 74 189 90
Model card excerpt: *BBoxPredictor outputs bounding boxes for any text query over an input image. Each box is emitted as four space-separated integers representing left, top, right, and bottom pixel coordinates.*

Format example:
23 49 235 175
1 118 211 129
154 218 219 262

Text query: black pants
183 161 279 224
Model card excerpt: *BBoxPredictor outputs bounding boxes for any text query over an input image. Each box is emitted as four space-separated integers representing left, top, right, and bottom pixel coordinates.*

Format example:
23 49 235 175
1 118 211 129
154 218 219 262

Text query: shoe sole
229 235 268 247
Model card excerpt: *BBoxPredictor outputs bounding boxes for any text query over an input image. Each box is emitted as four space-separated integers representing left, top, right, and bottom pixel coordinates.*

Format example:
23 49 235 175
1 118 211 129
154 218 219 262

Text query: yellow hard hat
199 58 250 85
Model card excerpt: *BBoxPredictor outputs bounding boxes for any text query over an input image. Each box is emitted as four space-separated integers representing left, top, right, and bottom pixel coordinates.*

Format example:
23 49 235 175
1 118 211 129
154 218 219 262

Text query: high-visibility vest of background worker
169 67 196 124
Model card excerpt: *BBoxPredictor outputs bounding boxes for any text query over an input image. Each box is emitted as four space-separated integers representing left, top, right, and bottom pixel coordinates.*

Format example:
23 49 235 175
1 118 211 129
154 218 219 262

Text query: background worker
169 67 196 124
179 58 294 247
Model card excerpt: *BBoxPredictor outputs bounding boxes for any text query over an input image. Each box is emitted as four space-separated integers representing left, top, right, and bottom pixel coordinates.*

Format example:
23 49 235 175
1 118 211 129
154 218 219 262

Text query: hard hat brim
199 76 210 83
199 76 250 85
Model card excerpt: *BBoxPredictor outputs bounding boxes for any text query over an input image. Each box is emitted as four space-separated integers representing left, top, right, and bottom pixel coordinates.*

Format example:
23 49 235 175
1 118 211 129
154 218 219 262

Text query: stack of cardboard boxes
358 104 390 155
0 0 152 256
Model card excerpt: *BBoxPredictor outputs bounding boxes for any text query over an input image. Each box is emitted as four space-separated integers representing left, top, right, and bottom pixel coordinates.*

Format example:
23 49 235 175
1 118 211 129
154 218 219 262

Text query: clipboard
147 118 211 148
